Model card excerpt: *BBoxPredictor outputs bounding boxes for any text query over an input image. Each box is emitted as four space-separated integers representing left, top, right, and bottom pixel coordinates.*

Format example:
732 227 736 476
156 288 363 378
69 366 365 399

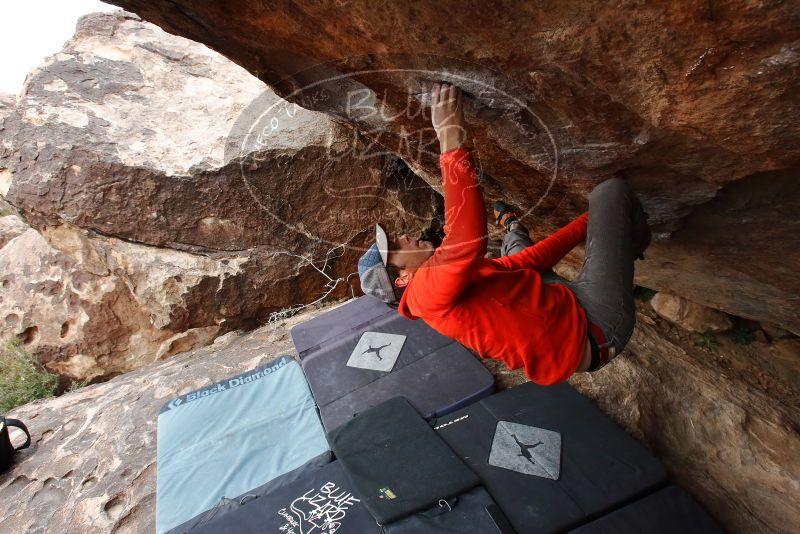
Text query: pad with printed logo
328 396 479 525
346 332 405 372
489 421 561 480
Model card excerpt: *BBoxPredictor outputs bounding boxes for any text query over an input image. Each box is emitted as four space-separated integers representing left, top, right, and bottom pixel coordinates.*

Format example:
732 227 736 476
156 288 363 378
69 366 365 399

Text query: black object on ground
568 485 723 533
189 457 381 534
328 396 480 525
0 416 31 473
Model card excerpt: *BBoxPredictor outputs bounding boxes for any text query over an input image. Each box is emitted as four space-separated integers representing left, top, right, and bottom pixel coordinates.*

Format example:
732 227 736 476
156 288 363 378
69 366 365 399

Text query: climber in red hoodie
357 83 650 385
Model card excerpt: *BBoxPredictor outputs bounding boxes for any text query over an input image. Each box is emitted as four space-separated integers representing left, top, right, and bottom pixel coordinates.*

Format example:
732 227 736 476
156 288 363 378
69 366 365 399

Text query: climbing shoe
493 201 520 231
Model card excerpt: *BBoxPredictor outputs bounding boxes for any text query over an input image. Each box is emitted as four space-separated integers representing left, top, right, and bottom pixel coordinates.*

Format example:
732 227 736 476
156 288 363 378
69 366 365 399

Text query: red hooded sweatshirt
398 147 589 385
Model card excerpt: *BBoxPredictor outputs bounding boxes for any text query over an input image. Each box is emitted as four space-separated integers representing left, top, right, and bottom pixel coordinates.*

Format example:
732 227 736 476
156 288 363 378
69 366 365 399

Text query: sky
0 0 115 94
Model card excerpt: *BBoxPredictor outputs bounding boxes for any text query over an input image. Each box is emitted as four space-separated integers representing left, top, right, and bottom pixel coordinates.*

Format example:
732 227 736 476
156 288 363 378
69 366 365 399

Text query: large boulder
108 0 800 333
1 12 433 255
0 225 242 380
0 12 438 379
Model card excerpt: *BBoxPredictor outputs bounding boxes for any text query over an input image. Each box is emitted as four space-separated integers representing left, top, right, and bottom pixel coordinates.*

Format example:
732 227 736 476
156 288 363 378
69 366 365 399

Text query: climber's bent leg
500 225 534 257
566 178 649 370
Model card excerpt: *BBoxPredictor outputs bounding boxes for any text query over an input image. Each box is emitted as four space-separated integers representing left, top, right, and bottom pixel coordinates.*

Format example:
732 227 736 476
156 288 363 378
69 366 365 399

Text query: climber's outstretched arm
404 84 487 315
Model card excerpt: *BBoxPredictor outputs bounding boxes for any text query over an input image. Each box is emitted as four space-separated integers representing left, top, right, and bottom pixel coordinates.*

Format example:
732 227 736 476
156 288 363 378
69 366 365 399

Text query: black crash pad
291 296 494 431
569 486 722 534
169 452 333 533
384 486 516 534
190 458 382 534
190 455 516 534
433 382 668 533
328 396 480 525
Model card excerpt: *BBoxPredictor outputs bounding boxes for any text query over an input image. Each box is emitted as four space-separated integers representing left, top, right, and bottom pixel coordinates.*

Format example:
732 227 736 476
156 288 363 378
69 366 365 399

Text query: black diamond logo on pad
346 332 405 372
488 421 561 479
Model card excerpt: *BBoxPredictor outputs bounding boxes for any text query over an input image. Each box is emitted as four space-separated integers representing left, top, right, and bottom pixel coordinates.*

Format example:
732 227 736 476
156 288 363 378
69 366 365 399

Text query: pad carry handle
3 418 31 450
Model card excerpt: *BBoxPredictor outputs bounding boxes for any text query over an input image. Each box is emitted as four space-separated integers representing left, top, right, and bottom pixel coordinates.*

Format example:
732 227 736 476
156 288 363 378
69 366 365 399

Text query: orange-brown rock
108 0 800 333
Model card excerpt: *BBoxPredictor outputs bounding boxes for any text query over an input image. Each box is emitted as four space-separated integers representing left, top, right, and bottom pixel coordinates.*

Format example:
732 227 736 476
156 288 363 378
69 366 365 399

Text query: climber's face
386 234 435 287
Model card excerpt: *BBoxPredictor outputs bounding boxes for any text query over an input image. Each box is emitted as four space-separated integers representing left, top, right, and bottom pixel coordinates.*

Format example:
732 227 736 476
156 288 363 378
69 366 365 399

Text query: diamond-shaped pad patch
488 421 561 480
346 332 406 373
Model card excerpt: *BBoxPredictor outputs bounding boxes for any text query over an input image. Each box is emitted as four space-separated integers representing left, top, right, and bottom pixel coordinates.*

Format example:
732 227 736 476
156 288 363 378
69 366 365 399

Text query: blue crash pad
156 356 328 533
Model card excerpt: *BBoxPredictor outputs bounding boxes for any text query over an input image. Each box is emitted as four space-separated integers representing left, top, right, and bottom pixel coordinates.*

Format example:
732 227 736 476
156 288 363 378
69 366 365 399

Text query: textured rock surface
0 12 438 379
1 300 796 534
2 12 434 254
109 0 800 333
0 224 247 381
571 304 800 534
650 291 733 333
0 212 27 248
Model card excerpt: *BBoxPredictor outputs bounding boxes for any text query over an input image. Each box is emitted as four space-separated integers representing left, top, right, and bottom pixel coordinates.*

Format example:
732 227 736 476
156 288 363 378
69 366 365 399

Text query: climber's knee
590 177 631 203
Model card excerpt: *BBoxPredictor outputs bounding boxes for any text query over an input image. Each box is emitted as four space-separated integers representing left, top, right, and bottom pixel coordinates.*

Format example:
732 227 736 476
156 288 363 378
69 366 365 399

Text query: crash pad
328 396 480 525
568 486 722 534
292 296 494 431
433 382 668 533
156 356 328 533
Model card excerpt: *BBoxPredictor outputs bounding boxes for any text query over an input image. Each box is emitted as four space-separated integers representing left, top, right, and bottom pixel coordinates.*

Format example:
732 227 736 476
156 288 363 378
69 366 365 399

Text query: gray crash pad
291 296 495 431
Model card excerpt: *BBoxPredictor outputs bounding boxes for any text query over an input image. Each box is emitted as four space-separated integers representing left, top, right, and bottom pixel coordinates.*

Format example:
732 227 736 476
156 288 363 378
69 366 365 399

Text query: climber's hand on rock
431 82 466 153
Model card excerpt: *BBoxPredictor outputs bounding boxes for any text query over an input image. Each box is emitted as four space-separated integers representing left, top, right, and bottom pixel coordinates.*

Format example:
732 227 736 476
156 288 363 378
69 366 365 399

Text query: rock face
109 0 800 333
0 12 438 380
571 305 800 534
0 224 239 380
650 292 733 333
0 212 27 248
0 300 796 534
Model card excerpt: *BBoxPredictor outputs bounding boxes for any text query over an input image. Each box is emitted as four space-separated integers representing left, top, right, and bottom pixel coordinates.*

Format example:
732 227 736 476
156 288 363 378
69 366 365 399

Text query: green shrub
0 337 60 412
693 332 720 352
68 379 90 392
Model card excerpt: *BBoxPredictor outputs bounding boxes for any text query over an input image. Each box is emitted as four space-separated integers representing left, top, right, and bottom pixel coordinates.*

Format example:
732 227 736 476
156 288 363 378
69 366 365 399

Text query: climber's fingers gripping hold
431 82 466 153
